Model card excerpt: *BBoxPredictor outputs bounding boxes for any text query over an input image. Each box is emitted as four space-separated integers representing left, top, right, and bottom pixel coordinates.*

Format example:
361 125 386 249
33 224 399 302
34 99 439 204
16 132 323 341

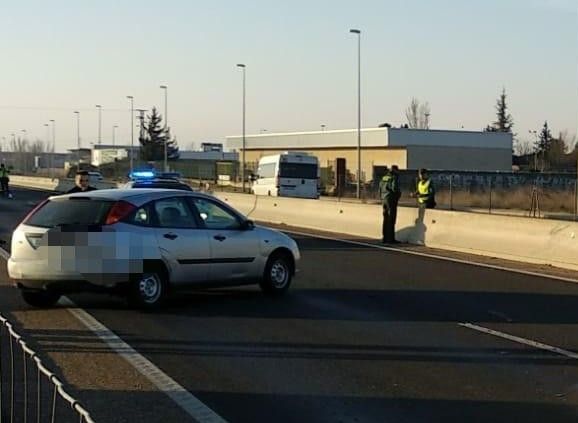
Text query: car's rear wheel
260 252 293 296
21 290 61 308
127 271 167 310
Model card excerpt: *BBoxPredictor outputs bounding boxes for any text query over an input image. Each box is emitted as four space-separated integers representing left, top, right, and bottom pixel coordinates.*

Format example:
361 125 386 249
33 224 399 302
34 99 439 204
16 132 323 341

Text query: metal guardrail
0 314 95 423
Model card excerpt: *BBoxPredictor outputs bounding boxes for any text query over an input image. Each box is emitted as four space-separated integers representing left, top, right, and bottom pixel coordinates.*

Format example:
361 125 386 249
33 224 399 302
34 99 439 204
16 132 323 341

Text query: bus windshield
279 163 317 179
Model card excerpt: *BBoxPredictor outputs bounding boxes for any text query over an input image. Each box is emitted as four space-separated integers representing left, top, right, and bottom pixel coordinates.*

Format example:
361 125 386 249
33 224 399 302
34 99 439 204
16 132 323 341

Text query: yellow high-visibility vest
417 179 431 203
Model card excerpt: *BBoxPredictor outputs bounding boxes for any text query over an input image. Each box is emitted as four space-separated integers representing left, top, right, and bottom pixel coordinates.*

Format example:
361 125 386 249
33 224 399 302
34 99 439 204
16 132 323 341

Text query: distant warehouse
226 127 513 180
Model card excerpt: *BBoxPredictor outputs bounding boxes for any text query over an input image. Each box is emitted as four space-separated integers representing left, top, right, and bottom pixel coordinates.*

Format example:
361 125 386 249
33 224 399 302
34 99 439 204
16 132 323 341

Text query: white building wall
388 128 512 149
228 127 512 151
406 145 512 171
227 128 388 150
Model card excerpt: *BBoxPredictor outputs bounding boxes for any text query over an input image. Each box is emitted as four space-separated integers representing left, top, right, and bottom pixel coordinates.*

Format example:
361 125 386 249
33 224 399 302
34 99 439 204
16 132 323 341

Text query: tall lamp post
236 64 246 192
112 125 118 146
529 130 538 171
127 96 134 172
95 105 102 145
349 28 361 199
43 123 49 172
50 120 55 178
73 111 80 165
160 85 168 172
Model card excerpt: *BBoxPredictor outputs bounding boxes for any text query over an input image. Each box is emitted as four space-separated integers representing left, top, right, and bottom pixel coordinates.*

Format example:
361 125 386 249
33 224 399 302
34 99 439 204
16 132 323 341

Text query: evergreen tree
535 121 552 154
139 107 179 161
535 121 553 171
489 88 514 132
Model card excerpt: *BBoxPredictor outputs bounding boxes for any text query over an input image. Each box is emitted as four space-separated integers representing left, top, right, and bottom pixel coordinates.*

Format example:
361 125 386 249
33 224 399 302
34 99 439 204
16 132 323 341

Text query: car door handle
213 235 226 242
163 233 178 240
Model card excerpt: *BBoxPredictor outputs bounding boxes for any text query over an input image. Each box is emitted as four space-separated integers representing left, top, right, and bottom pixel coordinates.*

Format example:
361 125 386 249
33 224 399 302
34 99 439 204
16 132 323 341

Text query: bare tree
514 138 534 156
559 130 577 153
405 98 431 129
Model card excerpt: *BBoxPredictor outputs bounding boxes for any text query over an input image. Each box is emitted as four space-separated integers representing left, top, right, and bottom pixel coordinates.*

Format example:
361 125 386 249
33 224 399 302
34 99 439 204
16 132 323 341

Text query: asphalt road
1 188 578 422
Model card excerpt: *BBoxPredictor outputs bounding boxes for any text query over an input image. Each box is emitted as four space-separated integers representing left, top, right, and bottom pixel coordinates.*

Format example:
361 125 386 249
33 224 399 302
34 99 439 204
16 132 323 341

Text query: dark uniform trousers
382 197 397 242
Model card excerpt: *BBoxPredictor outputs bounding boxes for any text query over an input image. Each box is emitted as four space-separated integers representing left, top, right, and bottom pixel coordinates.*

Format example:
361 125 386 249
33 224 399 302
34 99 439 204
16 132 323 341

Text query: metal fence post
489 177 493 214
574 180 577 221
449 174 453 210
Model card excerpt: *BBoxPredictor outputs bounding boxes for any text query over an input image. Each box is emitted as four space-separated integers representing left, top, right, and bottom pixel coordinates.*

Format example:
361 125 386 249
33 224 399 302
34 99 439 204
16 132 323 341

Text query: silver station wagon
8 189 300 309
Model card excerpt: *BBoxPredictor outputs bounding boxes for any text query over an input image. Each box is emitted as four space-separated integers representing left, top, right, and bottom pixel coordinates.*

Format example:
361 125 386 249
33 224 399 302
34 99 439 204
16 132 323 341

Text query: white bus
252 152 319 199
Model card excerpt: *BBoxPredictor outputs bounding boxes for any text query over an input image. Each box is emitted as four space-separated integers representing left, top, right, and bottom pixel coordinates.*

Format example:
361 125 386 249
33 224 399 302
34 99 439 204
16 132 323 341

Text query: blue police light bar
129 170 156 179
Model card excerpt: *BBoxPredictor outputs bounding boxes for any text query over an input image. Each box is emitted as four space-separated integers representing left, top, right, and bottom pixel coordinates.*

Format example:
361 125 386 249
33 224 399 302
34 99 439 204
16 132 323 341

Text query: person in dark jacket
378 166 401 244
66 170 97 194
0 164 11 197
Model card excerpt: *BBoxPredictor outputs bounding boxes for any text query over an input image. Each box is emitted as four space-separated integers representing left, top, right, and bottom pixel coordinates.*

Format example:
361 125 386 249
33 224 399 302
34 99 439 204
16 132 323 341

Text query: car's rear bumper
8 258 131 290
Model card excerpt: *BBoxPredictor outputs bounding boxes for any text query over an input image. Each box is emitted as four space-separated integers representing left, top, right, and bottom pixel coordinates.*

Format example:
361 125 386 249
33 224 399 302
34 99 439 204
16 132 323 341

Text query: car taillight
105 201 136 225
21 199 49 225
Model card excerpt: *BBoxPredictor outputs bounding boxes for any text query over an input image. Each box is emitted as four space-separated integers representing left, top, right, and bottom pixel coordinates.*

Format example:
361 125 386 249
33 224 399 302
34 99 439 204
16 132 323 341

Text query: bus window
258 163 276 178
279 163 318 179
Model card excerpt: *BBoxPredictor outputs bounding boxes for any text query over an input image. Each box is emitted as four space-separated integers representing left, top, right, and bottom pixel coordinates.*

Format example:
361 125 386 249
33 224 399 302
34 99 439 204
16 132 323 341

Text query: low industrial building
227 127 513 181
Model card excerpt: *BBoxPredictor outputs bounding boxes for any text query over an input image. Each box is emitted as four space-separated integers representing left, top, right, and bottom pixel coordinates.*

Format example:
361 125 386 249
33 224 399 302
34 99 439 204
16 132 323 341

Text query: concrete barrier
10 176 119 193
215 192 578 272
10 175 59 191
9 177 578 271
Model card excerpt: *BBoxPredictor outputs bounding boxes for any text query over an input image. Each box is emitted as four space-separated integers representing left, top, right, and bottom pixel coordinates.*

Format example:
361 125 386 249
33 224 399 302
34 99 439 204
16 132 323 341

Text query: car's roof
52 188 214 204
128 178 184 184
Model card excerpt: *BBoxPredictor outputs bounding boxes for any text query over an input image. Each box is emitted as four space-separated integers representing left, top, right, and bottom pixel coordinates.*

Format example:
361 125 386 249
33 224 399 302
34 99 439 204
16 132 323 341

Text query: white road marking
60 298 228 423
278 228 578 284
459 323 578 360
0 246 228 423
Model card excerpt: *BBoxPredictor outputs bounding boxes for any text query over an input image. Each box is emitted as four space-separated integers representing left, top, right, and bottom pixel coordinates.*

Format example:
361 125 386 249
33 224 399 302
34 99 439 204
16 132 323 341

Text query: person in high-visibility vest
379 166 401 244
415 168 436 209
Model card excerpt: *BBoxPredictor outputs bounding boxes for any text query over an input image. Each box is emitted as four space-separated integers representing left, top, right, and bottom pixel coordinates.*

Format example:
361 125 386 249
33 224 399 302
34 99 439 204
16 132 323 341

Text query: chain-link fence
0 314 95 423
345 170 578 220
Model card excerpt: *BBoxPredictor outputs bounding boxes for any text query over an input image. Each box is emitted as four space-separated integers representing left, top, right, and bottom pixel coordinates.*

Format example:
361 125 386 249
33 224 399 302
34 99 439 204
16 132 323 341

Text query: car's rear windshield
25 198 114 228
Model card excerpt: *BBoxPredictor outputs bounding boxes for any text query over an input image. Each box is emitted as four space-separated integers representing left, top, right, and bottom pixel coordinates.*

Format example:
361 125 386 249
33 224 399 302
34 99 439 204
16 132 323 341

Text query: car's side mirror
241 219 255 230
249 173 258 182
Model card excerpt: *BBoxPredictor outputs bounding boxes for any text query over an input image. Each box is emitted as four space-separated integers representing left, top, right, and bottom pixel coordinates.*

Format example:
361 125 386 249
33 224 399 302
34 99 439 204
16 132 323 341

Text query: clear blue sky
0 0 576 152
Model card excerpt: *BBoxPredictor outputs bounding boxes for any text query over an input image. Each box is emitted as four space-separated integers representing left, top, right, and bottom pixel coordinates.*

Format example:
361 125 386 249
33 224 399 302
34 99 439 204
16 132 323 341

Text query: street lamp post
236 64 246 192
44 123 50 145
529 130 538 171
96 105 102 145
349 28 361 199
113 125 118 146
50 120 55 178
160 85 168 172
44 123 49 172
127 96 134 172
74 111 80 165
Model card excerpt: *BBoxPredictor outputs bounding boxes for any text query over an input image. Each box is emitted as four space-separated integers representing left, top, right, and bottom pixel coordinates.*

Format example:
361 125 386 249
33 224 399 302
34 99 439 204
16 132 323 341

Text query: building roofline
226 127 511 139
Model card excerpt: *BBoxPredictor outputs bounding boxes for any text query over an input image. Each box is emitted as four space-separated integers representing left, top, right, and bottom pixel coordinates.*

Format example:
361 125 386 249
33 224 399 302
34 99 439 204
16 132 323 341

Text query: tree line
399 89 576 171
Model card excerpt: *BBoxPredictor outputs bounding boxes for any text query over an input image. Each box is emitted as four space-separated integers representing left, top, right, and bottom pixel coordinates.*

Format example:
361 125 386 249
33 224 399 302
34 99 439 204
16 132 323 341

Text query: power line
0 105 127 112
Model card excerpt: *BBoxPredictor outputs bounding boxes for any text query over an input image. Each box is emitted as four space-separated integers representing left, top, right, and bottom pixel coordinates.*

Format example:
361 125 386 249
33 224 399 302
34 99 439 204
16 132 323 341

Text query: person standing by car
414 168 436 209
379 166 400 244
391 165 401 227
0 164 11 198
66 170 97 193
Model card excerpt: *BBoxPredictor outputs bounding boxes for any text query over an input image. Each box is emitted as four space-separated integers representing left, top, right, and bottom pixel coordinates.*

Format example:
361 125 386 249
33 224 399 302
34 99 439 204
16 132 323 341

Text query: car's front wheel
260 252 293 296
21 290 61 308
127 271 168 310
